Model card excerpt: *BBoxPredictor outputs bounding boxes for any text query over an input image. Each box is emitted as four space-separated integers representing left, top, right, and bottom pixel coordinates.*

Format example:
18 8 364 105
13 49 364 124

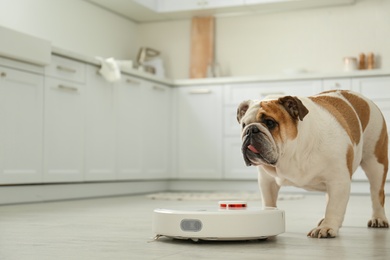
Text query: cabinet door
0 67 43 184
44 78 85 182
159 0 243 12
322 78 351 91
224 80 321 106
177 86 222 179
159 0 200 12
143 83 171 179
352 76 390 180
85 67 116 181
116 76 145 180
206 0 243 9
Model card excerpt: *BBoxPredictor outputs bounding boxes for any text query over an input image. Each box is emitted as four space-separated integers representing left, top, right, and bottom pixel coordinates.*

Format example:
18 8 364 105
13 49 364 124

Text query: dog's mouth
241 125 278 167
247 144 260 154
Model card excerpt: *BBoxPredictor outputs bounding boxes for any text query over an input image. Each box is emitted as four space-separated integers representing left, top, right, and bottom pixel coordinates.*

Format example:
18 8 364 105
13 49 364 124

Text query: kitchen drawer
121 74 143 87
45 55 86 83
322 78 351 91
45 77 84 95
224 80 321 105
352 76 390 100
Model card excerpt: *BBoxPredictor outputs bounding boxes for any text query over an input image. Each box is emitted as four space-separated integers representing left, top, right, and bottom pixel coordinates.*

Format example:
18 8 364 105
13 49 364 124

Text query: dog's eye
264 119 277 130
242 123 246 129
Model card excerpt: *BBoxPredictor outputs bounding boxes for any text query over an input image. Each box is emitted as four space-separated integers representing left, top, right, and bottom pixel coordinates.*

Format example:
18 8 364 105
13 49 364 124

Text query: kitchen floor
0 192 389 260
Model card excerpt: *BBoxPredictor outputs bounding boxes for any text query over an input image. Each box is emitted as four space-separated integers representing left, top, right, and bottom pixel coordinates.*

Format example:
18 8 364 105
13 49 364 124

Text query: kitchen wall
0 0 138 60
0 0 388 80
138 0 390 79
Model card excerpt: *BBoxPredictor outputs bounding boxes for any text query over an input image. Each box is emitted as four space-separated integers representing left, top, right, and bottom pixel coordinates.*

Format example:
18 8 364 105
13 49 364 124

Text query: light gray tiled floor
0 193 389 260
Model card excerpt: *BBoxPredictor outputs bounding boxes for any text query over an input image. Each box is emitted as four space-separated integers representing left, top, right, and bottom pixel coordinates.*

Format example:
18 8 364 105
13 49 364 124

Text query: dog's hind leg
361 157 389 228
361 118 389 228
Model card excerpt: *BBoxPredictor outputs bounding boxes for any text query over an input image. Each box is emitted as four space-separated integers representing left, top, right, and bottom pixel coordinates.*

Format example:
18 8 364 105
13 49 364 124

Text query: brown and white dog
237 90 389 238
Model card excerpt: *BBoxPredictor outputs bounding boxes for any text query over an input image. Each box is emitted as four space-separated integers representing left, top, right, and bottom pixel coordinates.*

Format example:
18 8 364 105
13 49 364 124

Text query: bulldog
237 90 388 238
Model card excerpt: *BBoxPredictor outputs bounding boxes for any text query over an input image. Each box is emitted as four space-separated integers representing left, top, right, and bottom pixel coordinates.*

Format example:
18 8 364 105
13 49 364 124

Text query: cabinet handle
126 78 141 85
189 88 212 94
58 84 78 91
57 65 77 73
0 72 6 77
153 85 165 91
259 92 285 97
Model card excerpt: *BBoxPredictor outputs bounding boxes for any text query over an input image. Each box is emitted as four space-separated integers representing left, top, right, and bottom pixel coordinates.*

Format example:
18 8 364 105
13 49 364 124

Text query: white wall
138 0 390 79
0 0 388 79
137 19 191 80
0 0 138 60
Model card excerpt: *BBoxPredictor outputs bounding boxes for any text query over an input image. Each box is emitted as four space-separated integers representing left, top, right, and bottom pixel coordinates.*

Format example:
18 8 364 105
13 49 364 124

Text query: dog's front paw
367 218 389 228
307 226 337 238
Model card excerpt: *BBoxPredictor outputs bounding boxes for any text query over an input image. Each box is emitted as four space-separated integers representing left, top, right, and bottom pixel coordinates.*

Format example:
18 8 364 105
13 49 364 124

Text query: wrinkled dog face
237 96 309 167
238 101 279 166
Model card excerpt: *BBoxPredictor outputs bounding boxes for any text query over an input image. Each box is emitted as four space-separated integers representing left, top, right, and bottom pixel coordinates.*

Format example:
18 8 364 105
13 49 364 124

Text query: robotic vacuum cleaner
153 201 285 241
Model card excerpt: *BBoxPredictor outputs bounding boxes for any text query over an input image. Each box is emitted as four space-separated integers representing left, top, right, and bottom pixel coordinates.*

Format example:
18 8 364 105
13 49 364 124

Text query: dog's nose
246 125 260 134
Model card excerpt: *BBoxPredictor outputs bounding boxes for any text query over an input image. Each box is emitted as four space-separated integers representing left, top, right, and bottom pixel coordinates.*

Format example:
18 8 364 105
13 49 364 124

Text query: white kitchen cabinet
224 80 322 106
143 83 171 179
245 0 355 10
352 76 390 180
353 76 390 100
177 85 223 179
158 0 199 12
45 55 86 83
322 78 351 91
116 76 171 180
159 0 243 12
205 0 244 8
44 77 85 182
0 66 43 184
85 66 116 181
115 76 145 180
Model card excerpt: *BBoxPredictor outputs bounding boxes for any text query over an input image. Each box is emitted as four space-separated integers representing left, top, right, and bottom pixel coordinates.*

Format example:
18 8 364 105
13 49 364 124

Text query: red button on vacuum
219 201 247 209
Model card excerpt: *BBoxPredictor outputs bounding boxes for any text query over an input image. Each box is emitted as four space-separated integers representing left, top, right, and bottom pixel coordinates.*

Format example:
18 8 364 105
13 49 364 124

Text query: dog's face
237 96 309 167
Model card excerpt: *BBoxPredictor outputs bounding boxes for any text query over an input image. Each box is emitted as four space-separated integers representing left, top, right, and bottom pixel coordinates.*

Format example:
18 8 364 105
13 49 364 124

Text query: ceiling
85 0 356 23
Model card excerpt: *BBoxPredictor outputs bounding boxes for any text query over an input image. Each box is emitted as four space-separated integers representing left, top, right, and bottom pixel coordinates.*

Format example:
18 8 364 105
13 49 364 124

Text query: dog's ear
237 100 252 123
278 96 309 121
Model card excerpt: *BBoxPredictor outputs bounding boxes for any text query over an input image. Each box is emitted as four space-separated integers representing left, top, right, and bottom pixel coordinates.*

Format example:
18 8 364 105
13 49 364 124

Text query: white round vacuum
153 201 285 241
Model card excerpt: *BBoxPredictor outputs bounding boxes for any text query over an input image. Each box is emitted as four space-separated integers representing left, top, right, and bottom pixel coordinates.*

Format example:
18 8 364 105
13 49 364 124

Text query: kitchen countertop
1 25 388 86
52 46 174 85
53 47 390 87
0 25 51 66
